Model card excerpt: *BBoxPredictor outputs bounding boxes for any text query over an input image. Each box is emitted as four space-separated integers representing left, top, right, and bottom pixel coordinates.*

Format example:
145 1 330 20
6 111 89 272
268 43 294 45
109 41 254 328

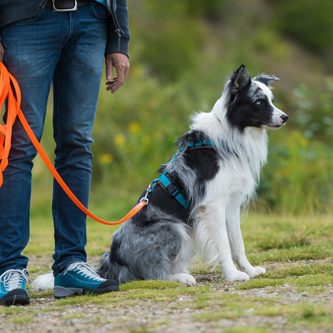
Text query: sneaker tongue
67 262 92 272
67 262 83 271
68 262 105 282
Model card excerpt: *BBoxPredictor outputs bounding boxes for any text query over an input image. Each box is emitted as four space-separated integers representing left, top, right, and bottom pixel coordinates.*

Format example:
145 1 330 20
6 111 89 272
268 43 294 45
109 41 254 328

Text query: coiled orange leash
0 62 147 226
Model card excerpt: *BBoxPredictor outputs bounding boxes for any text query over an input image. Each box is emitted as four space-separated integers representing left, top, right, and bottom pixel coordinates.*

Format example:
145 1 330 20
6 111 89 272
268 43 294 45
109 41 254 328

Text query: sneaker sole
0 289 30 306
54 284 119 299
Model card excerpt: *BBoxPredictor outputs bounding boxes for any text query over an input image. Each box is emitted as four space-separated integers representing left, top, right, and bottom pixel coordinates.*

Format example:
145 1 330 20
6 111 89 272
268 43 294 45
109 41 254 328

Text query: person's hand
0 43 4 62
105 53 130 93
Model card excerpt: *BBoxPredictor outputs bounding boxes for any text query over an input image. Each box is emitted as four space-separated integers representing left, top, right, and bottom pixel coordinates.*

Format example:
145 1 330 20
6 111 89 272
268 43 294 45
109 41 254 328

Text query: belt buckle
52 0 78 12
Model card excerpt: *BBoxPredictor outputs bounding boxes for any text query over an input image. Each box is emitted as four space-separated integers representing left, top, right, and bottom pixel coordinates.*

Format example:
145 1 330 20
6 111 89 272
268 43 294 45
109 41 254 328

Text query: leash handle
0 62 147 226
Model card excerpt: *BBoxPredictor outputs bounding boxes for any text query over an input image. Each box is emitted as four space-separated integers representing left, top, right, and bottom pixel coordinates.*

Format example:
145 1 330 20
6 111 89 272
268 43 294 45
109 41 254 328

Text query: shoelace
0 269 28 291
65 262 105 282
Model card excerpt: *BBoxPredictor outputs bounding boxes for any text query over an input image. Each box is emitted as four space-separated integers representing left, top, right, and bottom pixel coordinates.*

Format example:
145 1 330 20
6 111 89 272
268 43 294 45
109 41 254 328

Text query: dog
97 64 288 285
32 64 287 291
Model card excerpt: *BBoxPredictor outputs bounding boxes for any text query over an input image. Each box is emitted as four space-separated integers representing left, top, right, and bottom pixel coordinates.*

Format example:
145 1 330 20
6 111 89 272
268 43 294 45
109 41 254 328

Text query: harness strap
159 173 189 209
145 139 214 211
0 62 147 226
185 140 213 149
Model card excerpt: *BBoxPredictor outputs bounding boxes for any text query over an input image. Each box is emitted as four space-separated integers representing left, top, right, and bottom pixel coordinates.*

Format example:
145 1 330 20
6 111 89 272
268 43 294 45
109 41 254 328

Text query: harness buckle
52 0 78 12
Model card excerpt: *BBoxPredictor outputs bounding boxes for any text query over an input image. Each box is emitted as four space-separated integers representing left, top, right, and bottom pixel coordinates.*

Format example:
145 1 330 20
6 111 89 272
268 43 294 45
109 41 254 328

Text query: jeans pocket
92 3 109 20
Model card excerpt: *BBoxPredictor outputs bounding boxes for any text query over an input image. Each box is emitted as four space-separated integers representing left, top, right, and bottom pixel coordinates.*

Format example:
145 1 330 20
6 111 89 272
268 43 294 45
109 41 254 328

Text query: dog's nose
281 114 288 123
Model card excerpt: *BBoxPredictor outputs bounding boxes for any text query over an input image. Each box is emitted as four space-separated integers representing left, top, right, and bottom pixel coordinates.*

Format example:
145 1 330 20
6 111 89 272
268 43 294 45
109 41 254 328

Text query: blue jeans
0 4 108 275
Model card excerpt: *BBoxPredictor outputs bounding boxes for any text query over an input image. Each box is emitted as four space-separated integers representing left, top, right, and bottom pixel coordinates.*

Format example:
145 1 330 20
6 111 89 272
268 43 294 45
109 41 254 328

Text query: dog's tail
97 252 121 281
98 251 137 283
32 272 54 292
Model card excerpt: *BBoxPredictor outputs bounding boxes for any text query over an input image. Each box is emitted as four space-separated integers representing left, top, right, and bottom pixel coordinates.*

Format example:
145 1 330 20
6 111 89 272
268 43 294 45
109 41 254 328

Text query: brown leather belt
46 0 92 12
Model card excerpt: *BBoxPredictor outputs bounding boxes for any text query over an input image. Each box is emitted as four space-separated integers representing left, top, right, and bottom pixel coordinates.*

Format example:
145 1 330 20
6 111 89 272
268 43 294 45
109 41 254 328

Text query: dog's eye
255 99 265 106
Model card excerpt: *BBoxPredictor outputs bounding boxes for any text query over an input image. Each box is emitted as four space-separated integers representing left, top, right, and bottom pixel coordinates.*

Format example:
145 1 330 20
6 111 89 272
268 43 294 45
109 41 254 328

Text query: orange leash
0 62 147 226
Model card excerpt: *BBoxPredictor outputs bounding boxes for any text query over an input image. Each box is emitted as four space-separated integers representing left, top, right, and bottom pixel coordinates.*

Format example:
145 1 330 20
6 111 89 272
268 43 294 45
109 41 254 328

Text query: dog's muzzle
270 108 288 128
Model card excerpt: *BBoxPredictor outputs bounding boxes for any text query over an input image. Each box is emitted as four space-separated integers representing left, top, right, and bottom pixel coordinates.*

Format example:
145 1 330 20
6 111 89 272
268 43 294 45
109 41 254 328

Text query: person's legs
0 4 117 303
0 8 67 305
0 10 64 276
51 4 119 298
51 4 108 274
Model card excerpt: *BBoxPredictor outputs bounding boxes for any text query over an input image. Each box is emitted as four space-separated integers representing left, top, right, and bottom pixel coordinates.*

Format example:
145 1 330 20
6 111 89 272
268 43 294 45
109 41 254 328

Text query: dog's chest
203 158 257 204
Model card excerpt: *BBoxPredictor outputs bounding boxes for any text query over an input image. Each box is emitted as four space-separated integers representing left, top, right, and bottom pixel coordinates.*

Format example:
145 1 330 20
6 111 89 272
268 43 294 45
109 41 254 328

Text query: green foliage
93 65 193 191
294 79 333 142
258 130 333 213
257 79 333 214
182 0 230 20
259 78 333 213
133 1 206 81
27 0 333 215
269 0 333 54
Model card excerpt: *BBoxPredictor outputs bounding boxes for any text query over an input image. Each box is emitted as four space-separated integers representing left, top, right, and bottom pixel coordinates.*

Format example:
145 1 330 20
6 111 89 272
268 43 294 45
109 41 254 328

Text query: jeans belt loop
52 0 78 12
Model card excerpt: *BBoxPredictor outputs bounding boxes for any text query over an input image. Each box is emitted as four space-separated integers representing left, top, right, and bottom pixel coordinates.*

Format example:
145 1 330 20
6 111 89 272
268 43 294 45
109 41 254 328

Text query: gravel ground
1 258 332 333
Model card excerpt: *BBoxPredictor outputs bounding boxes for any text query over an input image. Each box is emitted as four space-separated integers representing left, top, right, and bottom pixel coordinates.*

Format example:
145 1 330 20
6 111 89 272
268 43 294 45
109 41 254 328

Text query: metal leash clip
52 0 78 12
140 180 158 205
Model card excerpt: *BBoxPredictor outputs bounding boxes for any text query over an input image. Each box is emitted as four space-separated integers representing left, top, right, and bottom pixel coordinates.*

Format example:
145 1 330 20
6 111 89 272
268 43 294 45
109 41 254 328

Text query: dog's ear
230 64 251 95
228 65 251 107
253 74 279 87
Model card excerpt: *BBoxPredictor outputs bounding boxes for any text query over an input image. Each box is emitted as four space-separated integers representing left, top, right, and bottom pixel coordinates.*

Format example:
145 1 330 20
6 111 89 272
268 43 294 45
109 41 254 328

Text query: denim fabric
94 0 107 7
0 3 108 275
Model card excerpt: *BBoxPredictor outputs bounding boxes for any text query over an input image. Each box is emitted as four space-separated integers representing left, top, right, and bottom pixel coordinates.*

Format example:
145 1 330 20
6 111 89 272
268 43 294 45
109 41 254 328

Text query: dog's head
225 64 288 131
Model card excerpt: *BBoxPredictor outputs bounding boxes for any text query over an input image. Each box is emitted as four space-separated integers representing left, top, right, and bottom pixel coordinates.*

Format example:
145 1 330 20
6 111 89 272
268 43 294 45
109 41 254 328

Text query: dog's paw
224 270 250 282
245 266 266 278
169 273 197 286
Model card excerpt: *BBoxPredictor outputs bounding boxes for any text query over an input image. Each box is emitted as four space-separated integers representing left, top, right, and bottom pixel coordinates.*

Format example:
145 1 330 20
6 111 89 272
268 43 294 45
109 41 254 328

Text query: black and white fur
97 65 288 285
33 65 288 290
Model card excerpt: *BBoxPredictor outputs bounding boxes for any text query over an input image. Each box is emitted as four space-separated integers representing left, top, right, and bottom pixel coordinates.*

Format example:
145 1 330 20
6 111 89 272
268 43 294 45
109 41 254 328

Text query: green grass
0 213 332 333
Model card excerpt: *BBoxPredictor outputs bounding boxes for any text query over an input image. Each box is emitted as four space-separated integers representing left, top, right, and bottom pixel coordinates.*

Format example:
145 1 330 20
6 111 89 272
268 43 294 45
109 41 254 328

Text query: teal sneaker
0 269 30 306
54 262 119 299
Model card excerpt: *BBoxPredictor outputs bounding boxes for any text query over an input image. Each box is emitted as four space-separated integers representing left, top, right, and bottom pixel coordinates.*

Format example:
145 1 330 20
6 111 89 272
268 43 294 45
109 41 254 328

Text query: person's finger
106 82 118 91
105 57 114 82
106 64 124 93
116 63 125 85
105 53 129 93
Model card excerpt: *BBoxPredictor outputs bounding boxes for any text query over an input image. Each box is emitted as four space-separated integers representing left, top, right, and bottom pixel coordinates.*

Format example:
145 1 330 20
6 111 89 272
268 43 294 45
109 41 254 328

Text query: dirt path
1 258 332 333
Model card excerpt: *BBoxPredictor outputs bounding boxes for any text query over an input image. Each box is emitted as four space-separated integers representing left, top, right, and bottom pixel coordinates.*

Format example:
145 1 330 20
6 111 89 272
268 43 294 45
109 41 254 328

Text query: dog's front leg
201 204 249 281
226 205 266 278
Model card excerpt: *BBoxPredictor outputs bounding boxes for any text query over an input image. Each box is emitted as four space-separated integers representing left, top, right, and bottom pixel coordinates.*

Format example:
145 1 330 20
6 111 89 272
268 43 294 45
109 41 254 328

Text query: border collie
33 65 287 290
97 64 288 285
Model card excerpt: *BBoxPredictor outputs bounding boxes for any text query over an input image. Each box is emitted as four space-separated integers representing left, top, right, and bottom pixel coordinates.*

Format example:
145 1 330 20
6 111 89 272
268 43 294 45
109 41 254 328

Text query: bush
183 0 230 21
93 65 198 192
269 0 333 54
258 131 333 214
293 79 333 143
132 1 206 82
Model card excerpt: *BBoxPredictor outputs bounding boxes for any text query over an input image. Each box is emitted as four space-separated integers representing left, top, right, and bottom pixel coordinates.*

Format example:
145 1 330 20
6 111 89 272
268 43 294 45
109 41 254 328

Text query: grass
0 213 332 333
